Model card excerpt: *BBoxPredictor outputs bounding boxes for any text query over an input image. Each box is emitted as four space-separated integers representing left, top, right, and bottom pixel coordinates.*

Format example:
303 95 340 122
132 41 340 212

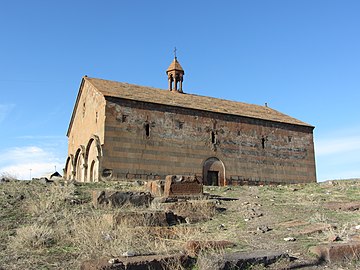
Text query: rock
328 234 342 242
81 253 193 270
257 225 271 233
284 237 296 242
146 180 165 197
108 258 120 264
309 242 360 263
92 191 153 208
163 175 203 197
122 251 135 257
197 250 289 270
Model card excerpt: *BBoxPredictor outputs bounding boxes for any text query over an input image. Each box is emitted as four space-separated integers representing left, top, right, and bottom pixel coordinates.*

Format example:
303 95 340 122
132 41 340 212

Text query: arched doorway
203 157 226 186
74 147 85 182
64 155 74 180
89 160 96 182
85 135 102 182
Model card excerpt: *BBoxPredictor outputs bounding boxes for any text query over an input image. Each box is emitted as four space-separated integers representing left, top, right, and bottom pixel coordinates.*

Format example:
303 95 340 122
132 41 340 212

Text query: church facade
65 57 316 185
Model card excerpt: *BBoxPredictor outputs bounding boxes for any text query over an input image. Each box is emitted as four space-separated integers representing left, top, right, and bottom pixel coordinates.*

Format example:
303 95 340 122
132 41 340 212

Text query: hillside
1 178 360 269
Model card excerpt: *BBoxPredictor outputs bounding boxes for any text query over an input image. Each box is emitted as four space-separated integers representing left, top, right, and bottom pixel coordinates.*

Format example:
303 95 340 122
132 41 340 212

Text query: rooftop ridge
84 76 313 128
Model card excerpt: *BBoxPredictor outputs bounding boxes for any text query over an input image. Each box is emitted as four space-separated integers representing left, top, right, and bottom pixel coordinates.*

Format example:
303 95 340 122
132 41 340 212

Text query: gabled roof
84 77 312 128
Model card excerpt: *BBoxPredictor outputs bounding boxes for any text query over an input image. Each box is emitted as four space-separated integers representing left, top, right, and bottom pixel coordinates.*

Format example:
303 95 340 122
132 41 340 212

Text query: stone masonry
65 57 316 185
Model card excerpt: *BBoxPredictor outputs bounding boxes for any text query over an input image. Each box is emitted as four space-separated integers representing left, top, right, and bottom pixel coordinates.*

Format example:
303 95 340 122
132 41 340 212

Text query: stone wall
101 97 316 184
65 80 106 182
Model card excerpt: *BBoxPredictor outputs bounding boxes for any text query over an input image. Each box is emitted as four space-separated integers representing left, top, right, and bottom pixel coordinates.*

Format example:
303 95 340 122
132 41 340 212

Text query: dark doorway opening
207 171 219 186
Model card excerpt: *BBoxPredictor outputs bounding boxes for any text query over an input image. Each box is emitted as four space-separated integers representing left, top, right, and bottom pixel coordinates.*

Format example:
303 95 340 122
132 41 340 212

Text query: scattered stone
122 251 135 257
309 242 360 263
108 258 120 264
257 225 271 233
218 224 226 230
284 237 296 242
92 191 153 208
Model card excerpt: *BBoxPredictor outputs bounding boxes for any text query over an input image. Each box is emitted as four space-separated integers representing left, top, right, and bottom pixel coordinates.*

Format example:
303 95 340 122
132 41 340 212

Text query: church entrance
203 157 225 186
207 171 219 186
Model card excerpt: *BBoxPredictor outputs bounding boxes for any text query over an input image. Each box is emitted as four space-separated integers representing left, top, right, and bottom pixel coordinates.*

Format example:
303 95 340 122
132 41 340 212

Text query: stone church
65 57 316 185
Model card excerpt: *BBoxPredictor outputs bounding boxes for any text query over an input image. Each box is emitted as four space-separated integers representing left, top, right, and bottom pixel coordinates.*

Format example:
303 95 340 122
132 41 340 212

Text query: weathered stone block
195 250 289 270
80 253 193 270
163 175 203 197
146 180 164 196
92 191 153 208
309 242 360 263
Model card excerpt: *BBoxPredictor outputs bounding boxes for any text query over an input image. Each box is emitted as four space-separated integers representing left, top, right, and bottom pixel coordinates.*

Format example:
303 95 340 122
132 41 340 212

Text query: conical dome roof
166 57 184 73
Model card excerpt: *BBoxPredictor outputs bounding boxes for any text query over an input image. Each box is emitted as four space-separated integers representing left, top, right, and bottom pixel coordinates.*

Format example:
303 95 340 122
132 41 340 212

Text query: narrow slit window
261 137 266 149
122 115 128 123
211 131 216 144
176 120 184 129
145 123 150 137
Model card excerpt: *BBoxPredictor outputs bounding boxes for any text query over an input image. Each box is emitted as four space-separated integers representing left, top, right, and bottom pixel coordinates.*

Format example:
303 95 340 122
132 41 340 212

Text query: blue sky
0 0 359 181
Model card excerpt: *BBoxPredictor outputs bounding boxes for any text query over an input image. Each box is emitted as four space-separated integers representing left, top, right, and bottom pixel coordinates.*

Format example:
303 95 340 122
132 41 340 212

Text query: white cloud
315 129 360 181
0 146 64 180
0 104 15 123
315 136 360 156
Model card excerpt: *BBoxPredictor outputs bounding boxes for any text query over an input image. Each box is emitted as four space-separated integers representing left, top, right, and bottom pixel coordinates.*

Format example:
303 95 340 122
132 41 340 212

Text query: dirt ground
1 178 360 269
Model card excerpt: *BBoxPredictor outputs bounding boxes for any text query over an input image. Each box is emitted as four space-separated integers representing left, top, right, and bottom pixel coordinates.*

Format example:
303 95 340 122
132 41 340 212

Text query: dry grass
9 223 54 250
1 179 360 269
